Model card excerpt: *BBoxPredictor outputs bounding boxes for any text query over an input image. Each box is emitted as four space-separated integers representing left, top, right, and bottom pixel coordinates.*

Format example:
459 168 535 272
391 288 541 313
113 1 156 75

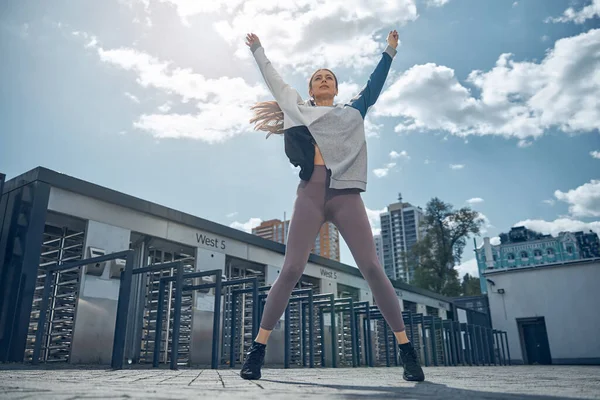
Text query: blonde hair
250 68 338 137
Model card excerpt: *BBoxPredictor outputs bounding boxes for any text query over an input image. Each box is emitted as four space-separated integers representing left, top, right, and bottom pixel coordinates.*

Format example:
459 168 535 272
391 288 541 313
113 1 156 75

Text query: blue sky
1 0 599 278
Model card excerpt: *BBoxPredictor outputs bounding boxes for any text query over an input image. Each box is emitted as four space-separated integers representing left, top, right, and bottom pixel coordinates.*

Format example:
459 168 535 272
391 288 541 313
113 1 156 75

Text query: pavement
1 365 599 399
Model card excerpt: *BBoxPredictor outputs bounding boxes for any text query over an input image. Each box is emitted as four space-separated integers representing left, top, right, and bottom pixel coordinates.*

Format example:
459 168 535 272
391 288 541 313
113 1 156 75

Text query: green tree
408 197 484 296
461 273 482 296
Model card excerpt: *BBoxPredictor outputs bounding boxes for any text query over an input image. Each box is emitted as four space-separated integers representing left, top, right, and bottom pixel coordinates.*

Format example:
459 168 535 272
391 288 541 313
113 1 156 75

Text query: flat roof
3 166 453 304
483 257 600 276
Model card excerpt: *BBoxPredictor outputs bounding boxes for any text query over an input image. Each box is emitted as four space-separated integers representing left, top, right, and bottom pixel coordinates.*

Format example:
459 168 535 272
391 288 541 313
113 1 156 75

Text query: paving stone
0 365 599 399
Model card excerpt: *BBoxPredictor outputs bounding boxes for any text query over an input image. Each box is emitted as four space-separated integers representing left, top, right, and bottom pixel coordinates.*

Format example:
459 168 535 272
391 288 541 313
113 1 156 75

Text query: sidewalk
1 365 599 399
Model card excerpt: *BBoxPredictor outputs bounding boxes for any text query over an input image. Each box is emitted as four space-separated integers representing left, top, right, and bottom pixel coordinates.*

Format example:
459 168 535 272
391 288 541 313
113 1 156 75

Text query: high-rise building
251 219 289 244
374 234 384 268
474 226 600 293
252 219 340 261
379 194 425 283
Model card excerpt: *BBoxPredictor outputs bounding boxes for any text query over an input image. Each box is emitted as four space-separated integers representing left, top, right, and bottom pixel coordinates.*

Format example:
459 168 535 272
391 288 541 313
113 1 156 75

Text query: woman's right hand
245 33 261 48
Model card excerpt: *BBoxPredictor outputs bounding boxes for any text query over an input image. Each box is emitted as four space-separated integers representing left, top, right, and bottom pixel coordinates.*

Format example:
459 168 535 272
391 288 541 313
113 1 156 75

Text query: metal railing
32 250 135 369
30 252 512 370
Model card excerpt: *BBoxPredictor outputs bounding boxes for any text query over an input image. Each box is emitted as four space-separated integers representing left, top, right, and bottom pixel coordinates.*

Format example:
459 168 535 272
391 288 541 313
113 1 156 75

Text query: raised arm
348 30 399 119
246 33 303 112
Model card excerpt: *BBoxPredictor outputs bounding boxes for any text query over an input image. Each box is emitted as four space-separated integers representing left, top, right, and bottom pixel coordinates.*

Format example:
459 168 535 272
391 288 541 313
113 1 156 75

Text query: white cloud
230 217 263 233
455 258 478 278
373 162 396 178
590 150 600 159
426 0 450 6
477 212 494 234
156 0 423 73
518 139 532 148
226 211 238 218
389 150 410 160
514 218 600 236
84 39 268 143
547 0 600 24
365 206 387 235
543 199 555 206
490 236 501 246
158 102 172 112
512 1 518 7
375 29 600 142
124 92 140 103
554 179 600 217
467 197 484 205
450 164 464 170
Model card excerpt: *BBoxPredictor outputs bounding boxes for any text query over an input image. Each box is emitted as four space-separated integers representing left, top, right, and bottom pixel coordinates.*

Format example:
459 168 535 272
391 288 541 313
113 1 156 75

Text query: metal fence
25 249 512 370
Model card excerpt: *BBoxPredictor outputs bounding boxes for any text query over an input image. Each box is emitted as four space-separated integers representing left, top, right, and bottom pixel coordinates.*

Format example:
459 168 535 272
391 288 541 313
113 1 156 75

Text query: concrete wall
485 260 600 365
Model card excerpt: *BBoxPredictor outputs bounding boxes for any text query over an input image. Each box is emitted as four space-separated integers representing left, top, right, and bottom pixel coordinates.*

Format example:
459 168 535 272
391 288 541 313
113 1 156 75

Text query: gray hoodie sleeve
251 45 304 119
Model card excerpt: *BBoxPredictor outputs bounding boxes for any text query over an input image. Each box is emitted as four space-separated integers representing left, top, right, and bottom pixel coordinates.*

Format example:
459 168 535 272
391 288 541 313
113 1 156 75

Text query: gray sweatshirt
251 43 396 191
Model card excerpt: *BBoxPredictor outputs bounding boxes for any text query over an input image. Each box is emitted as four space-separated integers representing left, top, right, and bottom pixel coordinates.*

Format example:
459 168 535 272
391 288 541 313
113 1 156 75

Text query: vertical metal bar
111 251 134 370
319 307 325 367
482 327 489 365
392 326 398 366
464 324 472 366
32 271 52 365
454 321 463 365
349 299 357 368
472 325 480 366
300 301 308 367
421 314 429 367
153 279 166 368
477 326 484 365
499 331 507 365
330 297 336 368
284 304 290 369
301 302 307 367
230 291 237 368
252 282 259 339
383 321 390 367
170 264 183 370
308 292 314 368
503 331 511 365
355 312 362 367
212 274 222 370
366 305 373 367
430 318 438 366
362 318 368 366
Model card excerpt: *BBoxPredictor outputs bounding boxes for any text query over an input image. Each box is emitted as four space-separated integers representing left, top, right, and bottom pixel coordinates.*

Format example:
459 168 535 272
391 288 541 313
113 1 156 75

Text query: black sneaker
240 341 266 380
399 342 425 382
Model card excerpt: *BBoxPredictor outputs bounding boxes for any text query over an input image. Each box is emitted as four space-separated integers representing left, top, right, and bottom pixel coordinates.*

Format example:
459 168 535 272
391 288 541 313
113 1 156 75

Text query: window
547 248 555 256
520 251 528 259
566 245 573 254
507 253 515 261
534 249 542 257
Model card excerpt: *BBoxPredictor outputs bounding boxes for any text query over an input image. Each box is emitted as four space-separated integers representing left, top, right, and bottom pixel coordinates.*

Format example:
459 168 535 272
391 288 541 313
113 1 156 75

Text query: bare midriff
314 144 325 165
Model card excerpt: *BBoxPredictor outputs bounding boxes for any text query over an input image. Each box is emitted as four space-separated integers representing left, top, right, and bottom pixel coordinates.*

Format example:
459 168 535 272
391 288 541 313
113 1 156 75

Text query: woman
240 31 425 382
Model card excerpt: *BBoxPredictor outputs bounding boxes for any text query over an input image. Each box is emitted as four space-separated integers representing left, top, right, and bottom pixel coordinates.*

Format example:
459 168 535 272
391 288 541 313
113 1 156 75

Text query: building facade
374 233 384 268
252 219 340 261
0 167 457 367
484 258 600 365
379 195 424 283
474 226 600 293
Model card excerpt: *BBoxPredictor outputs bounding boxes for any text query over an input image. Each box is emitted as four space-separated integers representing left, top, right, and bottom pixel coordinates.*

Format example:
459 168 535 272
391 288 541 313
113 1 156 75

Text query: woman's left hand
387 30 399 49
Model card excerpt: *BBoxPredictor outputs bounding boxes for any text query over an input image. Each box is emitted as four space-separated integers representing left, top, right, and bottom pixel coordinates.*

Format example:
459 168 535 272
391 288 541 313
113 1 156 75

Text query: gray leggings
260 166 406 332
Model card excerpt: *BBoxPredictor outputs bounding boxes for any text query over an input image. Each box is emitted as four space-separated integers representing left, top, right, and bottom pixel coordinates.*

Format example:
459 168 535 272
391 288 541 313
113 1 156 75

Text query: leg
326 191 405 333
258 191 325 333
241 177 325 380
326 191 425 381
